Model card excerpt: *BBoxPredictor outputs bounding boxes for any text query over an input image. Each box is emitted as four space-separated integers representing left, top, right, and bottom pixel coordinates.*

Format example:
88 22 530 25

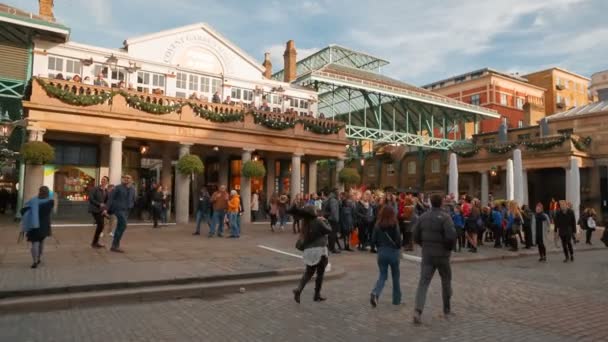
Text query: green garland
450 145 480 158
521 136 566 151
571 136 592 151
121 91 182 114
487 143 518 154
191 104 244 123
302 120 343 134
252 112 296 130
37 78 112 106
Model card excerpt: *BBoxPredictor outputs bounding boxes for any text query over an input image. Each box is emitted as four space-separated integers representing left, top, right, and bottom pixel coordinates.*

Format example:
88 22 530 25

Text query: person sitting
212 91 221 103
189 92 200 100
55 73 65 80
83 76 93 85
116 81 126 89
72 75 82 83
223 96 232 105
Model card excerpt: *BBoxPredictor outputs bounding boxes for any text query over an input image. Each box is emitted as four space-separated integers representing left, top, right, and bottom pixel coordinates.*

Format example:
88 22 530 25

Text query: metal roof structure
546 100 608 121
272 44 389 83
274 46 499 150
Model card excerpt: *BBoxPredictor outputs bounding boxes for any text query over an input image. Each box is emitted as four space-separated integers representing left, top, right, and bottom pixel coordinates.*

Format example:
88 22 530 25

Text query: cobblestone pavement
1 244 606 341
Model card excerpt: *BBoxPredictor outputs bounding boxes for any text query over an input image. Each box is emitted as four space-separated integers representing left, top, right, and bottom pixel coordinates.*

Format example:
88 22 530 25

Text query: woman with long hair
269 192 279 232
531 202 550 262
356 190 375 251
370 205 402 307
290 205 332 303
507 201 523 252
20 186 54 268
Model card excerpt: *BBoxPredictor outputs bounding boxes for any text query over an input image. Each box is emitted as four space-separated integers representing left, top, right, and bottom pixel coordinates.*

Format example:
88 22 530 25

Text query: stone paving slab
0 220 303 296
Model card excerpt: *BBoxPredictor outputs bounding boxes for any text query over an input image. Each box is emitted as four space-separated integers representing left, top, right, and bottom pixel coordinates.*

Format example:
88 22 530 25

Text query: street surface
1 218 606 342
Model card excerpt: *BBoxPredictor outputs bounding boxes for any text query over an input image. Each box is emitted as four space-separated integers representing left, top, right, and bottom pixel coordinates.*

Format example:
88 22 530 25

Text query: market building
17 1 350 222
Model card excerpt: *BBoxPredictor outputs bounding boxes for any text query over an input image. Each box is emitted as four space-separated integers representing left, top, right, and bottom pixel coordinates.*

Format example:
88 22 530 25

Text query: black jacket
372 224 401 249
303 217 332 249
554 209 576 237
413 208 457 257
88 186 107 214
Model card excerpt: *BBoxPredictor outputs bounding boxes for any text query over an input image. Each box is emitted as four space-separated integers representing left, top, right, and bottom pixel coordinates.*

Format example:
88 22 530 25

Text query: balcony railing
28 78 346 138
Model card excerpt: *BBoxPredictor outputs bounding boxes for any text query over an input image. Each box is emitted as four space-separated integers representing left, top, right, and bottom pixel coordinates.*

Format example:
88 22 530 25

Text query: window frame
500 93 508 106
431 159 440 174
471 94 481 106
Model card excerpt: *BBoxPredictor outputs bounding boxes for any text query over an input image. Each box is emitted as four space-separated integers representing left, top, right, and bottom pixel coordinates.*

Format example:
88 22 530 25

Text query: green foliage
487 143 518 154
571 136 592 152
20 141 54 165
191 105 244 123
176 154 204 175
450 146 480 158
252 112 296 130
338 167 361 185
121 91 182 114
522 136 566 151
242 160 266 178
38 78 112 106
302 120 343 134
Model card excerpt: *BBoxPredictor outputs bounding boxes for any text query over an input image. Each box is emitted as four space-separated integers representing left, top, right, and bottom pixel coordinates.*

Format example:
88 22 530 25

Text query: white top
251 193 259 211
302 246 328 266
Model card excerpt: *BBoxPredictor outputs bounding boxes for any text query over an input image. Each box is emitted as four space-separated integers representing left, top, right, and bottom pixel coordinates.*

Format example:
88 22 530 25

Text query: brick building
422 68 546 135
524 67 591 116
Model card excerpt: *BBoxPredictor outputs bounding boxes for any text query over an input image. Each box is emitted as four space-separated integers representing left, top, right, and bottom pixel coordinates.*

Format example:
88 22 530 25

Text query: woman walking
269 192 279 232
340 193 356 251
554 200 576 262
370 205 402 307
290 205 332 303
531 203 550 262
20 186 54 269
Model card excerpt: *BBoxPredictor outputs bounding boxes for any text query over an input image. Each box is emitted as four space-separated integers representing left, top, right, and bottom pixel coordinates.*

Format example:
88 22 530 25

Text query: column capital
292 152 304 158
180 143 194 147
109 135 126 141
243 147 256 153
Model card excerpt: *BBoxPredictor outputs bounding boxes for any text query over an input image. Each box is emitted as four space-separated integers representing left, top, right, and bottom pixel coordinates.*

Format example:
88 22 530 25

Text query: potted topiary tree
175 154 204 224
241 160 266 178
338 167 361 190
176 154 204 175
20 141 55 201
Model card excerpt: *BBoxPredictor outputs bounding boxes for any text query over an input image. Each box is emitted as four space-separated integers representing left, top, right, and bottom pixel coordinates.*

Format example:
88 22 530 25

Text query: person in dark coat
21 186 54 268
107 175 136 252
554 200 576 262
151 185 164 228
193 187 211 235
340 193 356 251
89 176 109 248
290 205 332 303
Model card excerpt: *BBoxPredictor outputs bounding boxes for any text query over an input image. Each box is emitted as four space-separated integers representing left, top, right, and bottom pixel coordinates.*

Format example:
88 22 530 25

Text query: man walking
412 194 457 325
210 185 229 237
324 189 341 254
193 187 211 235
107 175 135 253
89 176 109 248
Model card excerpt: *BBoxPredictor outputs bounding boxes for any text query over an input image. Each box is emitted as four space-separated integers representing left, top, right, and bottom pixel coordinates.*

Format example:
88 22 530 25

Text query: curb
0 268 304 299
451 245 607 264
0 267 345 314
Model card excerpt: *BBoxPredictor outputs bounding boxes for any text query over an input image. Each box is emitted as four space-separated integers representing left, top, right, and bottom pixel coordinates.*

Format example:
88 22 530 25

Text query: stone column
480 171 489 206
99 142 110 181
265 157 276 201
506 159 514 201
291 153 302 201
448 153 458 197
218 154 229 188
161 145 173 193
23 128 46 202
567 157 581 223
522 170 529 206
308 161 318 195
335 157 345 192
174 144 192 224
108 135 125 186
241 148 254 224
513 148 524 205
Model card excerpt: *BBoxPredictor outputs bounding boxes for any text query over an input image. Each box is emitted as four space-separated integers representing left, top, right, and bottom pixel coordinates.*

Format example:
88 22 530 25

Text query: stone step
0 267 345 314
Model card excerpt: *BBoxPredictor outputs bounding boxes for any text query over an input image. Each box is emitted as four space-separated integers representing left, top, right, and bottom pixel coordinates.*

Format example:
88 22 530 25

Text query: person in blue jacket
491 204 504 248
451 206 465 252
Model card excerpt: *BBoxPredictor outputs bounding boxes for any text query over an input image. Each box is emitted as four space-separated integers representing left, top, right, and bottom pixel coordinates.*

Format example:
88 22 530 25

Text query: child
452 206 465 252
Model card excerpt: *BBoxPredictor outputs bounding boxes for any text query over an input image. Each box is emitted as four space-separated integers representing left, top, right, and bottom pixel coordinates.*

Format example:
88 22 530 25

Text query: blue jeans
229 213 240 237
195 210 210 234
210 210 225 236
112 211 128 249
372 247 401 305
279 214 287 227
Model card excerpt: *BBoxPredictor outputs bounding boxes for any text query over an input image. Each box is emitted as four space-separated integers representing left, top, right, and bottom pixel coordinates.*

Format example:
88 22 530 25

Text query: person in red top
461 195 472 218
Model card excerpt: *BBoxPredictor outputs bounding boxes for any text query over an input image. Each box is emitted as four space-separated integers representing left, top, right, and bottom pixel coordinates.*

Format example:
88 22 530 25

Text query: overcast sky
10 0 608 84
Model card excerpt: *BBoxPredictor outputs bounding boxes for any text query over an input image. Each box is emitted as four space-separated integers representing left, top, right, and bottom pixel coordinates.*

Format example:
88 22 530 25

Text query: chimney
38 0 55 21
283 40 297 83
262 52 272 79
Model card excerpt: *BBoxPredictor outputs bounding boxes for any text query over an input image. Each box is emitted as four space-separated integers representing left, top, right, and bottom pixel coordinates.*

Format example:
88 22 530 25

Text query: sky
9 0 608 85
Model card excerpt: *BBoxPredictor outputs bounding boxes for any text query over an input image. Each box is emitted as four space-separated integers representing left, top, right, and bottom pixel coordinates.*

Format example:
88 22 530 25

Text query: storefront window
229 159 264 193
51 165 96 202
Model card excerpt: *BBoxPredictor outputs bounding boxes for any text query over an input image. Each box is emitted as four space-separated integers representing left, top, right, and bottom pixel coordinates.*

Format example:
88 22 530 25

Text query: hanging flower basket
176 154 204 175
20 141 55 165
242 160 266 178
338 167 361 186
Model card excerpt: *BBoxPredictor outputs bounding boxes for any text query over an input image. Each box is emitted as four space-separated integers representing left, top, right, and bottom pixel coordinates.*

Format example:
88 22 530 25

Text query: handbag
295 238 305 251
587 217 596 230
